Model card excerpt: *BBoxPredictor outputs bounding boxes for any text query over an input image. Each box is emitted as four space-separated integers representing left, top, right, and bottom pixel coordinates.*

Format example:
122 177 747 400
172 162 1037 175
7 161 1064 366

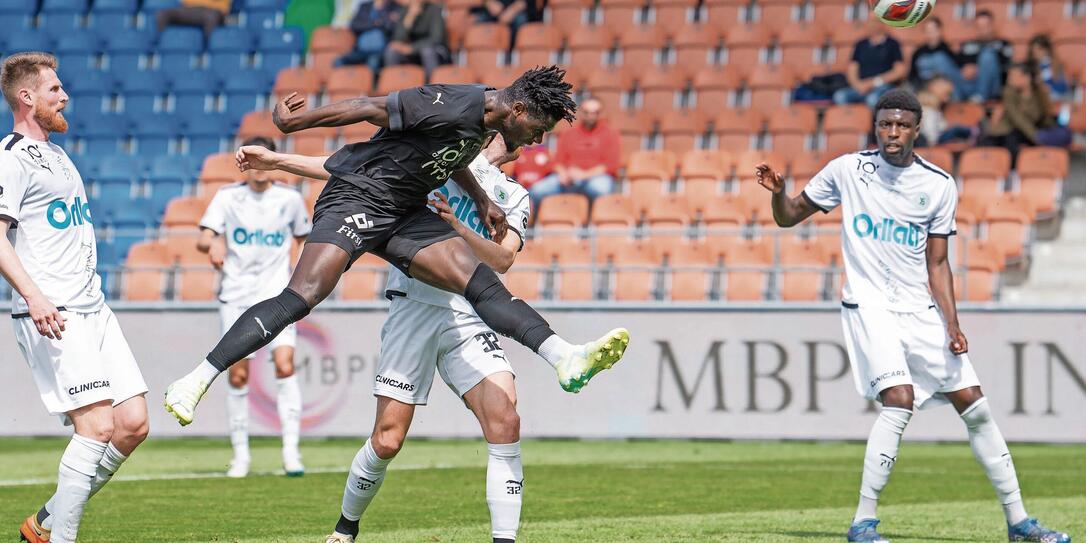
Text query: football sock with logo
854 407 912 523
487 442 523 542
227 385 251 464
50 435 107 543
338 439 392 537
464 264 555 352
206 288 311 371
40 443 128 531
960 398 1028 525
277 375 302 462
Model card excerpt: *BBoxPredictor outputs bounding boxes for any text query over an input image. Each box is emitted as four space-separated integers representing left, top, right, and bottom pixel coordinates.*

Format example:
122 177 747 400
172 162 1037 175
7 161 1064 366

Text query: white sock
277 374 302 461
960 398 1027 525
227 385 250 464
854 407 912 523
537 334 574 368
341 439 392 522
487 441 523 542
50 435 107 543
190 359 222 384
41 443 128 531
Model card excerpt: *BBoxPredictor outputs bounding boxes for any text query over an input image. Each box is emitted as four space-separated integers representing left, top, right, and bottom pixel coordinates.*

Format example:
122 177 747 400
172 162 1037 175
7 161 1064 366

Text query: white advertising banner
2 306 1084 442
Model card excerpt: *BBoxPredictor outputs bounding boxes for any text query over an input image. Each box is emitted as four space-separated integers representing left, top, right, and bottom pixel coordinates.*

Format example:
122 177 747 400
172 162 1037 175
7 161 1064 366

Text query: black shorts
308 176 460 273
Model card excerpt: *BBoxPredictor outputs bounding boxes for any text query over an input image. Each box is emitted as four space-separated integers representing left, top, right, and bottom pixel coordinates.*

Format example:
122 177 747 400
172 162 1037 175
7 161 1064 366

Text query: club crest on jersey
853 213 921 247
915 193 930 209
493 185 508 204
46 197 92 229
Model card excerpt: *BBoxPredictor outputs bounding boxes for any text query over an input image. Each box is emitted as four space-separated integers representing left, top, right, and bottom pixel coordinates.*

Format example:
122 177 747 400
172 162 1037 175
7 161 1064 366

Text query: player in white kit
232 132 577 543
756 89 1070 543
197 136 312 478
0 53 149 543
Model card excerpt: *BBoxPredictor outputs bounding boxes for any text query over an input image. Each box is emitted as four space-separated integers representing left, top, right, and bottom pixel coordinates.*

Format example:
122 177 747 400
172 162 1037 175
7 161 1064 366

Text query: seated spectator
156 0 231 39
917 76 975 147
511 143 554 190
957 10 1013 102
335 0 403 75
383 0 450 83
909 17 968 100
1027 35 1069 102
528 98 618 207
834 20 906 109
471 0 538 49
980 62 1059 161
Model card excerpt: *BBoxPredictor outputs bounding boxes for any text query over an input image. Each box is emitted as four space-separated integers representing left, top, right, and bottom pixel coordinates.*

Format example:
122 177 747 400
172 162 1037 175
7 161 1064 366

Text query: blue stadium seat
40 0 89 39
184 112 236 156
149 154 197 185
170 70 219 115
97 154 143 183
79 115 129 156
42 0 87 11
240 0 285 29
105 30 155 74
0 0 37 14
208 26 255 77
70 153 101 179
96 240 123 268
156 26 204 72
256 27 304 76
6 32 53 54
139 0 180 14
66 71 114 117
109 204 154 251
56 32 103 73
87 0 136 35
222 72 268 119
133 113 181 155
120 71 168 116
92 0 137 12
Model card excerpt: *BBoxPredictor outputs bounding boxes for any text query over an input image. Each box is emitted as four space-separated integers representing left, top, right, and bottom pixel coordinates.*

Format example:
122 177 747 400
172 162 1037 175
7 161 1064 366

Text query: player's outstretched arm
926 236 968 354
755 162 820 227
272 92 390 134
451 167 508 242
0 220 65 339
430 192 520 273
236 145 331 180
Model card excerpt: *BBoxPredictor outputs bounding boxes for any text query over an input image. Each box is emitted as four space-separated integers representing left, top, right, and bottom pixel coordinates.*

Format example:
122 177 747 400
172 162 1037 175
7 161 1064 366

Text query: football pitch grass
1 438 1083 542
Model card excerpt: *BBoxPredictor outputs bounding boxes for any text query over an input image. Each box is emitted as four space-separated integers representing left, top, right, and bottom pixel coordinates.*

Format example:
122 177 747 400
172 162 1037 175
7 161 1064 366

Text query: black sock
36 505 48 525
335 514 360 537
493 539 515 543
206 288 311 371
464 264 554 352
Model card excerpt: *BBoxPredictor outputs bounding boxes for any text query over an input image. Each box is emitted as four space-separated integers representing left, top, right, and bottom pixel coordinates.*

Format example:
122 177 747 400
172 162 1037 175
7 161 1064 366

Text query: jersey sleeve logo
493 185 508 204
432 92 445 105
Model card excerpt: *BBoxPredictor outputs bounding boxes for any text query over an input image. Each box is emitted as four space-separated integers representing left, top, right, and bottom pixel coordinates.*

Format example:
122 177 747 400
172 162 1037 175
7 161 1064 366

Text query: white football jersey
803 150 957 312
0 133 103 315
384 154 531 314
199 183 312 304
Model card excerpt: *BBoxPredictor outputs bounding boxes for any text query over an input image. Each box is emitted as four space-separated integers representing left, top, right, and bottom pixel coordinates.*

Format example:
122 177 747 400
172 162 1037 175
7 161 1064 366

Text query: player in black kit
165 66 631 427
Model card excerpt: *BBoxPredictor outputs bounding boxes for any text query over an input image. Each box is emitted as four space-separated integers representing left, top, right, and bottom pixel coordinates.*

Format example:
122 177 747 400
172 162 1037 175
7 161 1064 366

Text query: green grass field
1 437 1083 542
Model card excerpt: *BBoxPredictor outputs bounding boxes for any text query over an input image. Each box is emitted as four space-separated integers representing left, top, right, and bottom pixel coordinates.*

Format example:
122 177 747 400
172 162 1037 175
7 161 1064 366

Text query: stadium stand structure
0 0 1082 303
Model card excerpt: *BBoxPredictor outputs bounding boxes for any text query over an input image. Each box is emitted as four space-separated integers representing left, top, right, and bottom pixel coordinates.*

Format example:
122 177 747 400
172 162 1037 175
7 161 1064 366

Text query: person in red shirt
528 97 618 206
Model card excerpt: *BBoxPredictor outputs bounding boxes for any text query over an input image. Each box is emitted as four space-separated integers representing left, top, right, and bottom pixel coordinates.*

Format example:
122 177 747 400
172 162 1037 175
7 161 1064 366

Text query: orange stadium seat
712 108 763 151
236 111 278 142
339 253 386 300
599 0 644 28
289 127 337 155
512 23 562 66
917 147 954 174
123 242 172 301
176 267 218 301
692 67 743 112
944 102 986 127
745 64 795 117
1016 146 1069 179
326 66 374 100
550 237 596 300
200 152 238 181
957 238 1006 272
779 237 828 301
590 194 639 230
810 0 852 29
464 23 512 68
723 24 771 67
1027 0 1073 28
546 0 593 33
701 195 746 230
961 175 1005 205
983 195 1033 260
273 67 323 103
644 193 692 244
604 239 660 301
536 193 590 230
376 65 425 95
342 121 381 143
635 67 688 113
663 241 716 300
777 22 831 76
308 26 355 80
679 149 728 182
616 24 668 68
161 196 210 230
766 105 818 155
956 269 998 302
657 110 709 154
959 147 1011 180
430 64 477 85
822 105 872 154
673 25 722 76
503 242 549 300
567 29 614 71
444 8 471 51
610 111 653 159
651 0 698 36
478 67 522 89
585 68 633 113
790 153 831 181
721 239 772 301
830 21 869 48
705 0 743 27
625 150 678 182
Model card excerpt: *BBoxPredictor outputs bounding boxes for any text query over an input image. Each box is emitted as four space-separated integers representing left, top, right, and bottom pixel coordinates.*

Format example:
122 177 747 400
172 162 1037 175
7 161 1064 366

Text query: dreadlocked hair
874 88 922 123
502 65 577 125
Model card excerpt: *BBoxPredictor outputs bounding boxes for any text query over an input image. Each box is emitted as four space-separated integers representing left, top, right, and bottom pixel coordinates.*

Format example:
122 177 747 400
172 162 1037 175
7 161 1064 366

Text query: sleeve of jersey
387 85 457 133
197 192 227 234
291 195 313 236
928 182 958 237
801 159 842 213
503 189 531 252
0 153 29 225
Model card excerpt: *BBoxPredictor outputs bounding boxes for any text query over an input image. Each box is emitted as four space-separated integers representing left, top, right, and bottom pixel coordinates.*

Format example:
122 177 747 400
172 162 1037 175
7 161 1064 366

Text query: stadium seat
257 27 305 75
327 65 375 100
584 68 633 113
536 193 590 230
679 150 728 183
663 241 715 301
342 121 381 143
156 26 204 73
511 23 562 67
376 65 425 95
605 239 660 301
673 25 721 76
208 26 255 77
0 0 36 14
339 253 387 300
119 71 167 116
544 237 592 300
983 195 1033 260
430 65 477 85
722 24 771 68
1016 146 1069 179
778 22 830 79
185 112 236 157
149 155 197 187
616 24 667 69
744 64 795 117
170 70 220 116
649 0 698 36
273 66 323 103
657 110 709 154
712 108 762 151
644 193 693 244
720 239 772 301
161 196 210 230
477 65 522 89
200 153 240 185
755 0 799 23
88 0 136 36
590 194 639 230
176 266 218 301
56 32 102 74
766 105 818 155
626 150 678 183
704 0 743 28
122 241 171 301
241 0 283 30
635 67 687 114
5 30 52 54
944 102 986 127
503 242 548 300
546 0 592 33
701 196 746 233
463 23 511 68
133 113 181 155
236 111 279 142
779 238 828 301
917 146 954 174
959 147 1011 180
567 29 614 71
222 71 269 118
289 127 337 155
79 115 128 156
956 269 998 302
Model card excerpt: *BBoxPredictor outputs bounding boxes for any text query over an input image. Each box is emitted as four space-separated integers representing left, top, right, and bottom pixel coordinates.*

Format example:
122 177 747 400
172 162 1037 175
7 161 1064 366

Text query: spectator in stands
383 0 450 83
511 143 554 190
1027 35 1069 102
528 97 618 207
909 17 967 99
471 0 541 49
956 10 1013 102
980 62 1057 161
917 76 975 147
335 0 402 75
156 0 232 39
834 20 906 109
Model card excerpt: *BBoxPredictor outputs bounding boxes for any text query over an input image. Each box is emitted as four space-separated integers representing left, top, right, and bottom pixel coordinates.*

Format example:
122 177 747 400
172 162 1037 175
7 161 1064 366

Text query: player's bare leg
463 372 522 543
409 237 629 393
272 346 304 476
328 398 415 543
944 387 1069 542
165 243 349 425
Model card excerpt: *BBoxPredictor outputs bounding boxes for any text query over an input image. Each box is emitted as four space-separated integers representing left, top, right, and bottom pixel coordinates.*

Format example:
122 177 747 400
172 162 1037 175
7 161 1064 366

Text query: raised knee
880 386 914 410
371 430 405 459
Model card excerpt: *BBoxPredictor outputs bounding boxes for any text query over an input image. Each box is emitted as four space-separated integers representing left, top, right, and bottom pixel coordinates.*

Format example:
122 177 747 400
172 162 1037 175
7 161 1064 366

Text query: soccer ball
870 0 936 28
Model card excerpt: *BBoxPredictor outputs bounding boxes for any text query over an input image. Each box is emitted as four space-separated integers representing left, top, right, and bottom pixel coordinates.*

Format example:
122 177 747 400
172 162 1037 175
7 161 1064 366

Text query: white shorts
375 297 515 405
842 304 980 409
220 301 296 352
13 304 148 418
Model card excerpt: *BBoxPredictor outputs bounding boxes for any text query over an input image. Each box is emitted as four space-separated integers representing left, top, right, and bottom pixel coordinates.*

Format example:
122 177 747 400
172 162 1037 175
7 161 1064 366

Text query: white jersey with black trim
384 154 531 314
803 150 957 312
198 182 312 304
0 132 103 315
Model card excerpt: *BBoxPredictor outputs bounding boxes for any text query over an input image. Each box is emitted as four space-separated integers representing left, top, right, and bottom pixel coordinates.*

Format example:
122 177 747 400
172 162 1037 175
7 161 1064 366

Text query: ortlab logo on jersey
232 227 286 247
46 197 92 229
853 213 921 247
434 186 489 238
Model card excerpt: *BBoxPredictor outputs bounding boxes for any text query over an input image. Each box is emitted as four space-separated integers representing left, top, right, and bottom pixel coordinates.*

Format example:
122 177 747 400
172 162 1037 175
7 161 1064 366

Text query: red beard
33 102 69 134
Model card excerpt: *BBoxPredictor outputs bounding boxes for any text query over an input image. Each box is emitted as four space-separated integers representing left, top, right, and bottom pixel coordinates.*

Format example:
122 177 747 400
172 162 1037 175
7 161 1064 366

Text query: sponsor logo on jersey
336 225 364 247
69 380 109 396
434 186 490 239
46 197 92 229
375 374 415 392
232 227 286 247
852 213 921 247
